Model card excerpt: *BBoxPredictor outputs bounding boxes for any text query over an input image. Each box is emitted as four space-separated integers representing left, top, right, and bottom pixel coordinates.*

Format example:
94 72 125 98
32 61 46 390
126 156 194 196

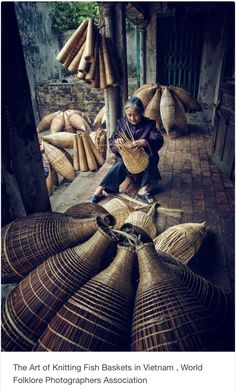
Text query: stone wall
36 76 105 123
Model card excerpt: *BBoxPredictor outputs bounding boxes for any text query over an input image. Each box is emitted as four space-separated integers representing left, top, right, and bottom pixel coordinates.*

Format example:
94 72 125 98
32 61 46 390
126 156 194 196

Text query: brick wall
36 76 105 123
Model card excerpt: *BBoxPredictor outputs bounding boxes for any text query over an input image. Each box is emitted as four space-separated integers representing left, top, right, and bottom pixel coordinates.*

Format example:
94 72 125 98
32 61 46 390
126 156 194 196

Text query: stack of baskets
56 19 117 89
133 83 201 135
90 127 107 160
1 203 234 352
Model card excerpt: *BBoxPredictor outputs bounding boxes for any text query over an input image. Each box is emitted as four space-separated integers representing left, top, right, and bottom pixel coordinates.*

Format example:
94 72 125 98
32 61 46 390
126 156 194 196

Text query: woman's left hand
129 139 148 148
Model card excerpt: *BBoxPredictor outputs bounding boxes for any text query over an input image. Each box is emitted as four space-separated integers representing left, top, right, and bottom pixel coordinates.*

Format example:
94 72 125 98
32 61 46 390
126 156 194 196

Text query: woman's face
125 107 142 125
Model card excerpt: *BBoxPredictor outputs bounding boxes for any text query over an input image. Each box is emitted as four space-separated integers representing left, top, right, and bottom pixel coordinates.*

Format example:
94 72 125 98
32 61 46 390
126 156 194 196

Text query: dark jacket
108 116 164 157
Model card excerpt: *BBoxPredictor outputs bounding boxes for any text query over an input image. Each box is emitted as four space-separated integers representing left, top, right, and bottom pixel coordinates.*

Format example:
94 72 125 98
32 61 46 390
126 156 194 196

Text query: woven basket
154 222 207 265
42 132 75 149
131 243 234 351
64 202 113 224
144 87 162 129
68 113 91 132
101 36 115 86
134 85 157 109
85 132 105 166
66 109 93 128
117 143 149 174
1 219 118 351
77 134 88 172
45 158 58 195
160 86 176 135
56 20 88 64
103 198 130 229
81 133 98 171
93 106 105 126
35 245 136 351
170 86 201 111
83 18 94 62
43 142 75 181
173 94 188 129
50 112 65 133
37 111 60 133
85 34 99 82
134 83 157 96
67 41 86 73
1 212 101 284
98 43 107 90
64 111 75 133
121 203 159 239
73 136 80 171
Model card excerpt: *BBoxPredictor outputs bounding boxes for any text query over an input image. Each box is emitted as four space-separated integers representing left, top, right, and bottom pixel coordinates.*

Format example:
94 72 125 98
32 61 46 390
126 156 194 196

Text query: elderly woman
90 96 164 204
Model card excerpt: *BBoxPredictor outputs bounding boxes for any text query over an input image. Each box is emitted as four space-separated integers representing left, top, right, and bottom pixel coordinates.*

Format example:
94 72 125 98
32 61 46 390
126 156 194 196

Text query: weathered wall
126 30 136 78
36 77 105 123
145 13 157 83
198 7 227 121
15 2 61 123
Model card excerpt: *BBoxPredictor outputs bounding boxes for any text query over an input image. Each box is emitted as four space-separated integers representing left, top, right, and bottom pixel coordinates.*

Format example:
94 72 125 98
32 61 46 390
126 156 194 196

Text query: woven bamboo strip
2 221 118 351
170 86 201 111
98 43 107 89
81 133 98 171
85 33 99 82
103 198 130 229
56 20 88 64
101 36 116 86
77 134 88 172
160 86 176 135
83 18 94 62
154 222 207 265
73 136 80 171
144 87 162 129
50 112 65 133
85 132 105 166
67 41 86 73
35 245 136 351
134 85 157 109
68 113 91 132
173 93 188 130
131 243 234 351
42 132 75 149
43 142 75 181
1 212 101 284
37 111 60 133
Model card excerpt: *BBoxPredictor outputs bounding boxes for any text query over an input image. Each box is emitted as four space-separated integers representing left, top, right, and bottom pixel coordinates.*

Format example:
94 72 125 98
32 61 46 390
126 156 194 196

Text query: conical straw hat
160 86 175 135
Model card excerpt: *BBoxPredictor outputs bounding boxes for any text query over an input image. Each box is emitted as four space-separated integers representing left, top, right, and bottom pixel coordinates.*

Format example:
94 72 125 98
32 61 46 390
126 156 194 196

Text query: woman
90 96 164 204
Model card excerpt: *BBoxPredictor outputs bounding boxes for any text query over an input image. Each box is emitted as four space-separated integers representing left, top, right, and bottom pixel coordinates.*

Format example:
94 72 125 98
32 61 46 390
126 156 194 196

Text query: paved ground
49 120 235 300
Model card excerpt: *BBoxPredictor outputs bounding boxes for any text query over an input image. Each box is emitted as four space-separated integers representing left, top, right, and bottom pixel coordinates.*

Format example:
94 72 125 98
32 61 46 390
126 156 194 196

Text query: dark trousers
100 156 161 193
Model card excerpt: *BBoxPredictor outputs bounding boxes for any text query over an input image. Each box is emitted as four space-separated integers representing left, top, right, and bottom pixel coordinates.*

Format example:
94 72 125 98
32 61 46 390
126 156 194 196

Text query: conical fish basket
134 83 157 96
85 34 99 82
98 43 107 90
93 106 105 126
144 87 162 129
46 161 58 195
81 133 98 171
83 18 94 62
77 134 88 172
117 144 149 174
170 85 201 111
121 203 159 240
50 111 65 133
1 219 118 351
67 41 86 73
64 202 113 226
160 86 176 135
173 93 188 130
131 243 235 352
66 109 93 128
1 212 102 284
42 132 76 149
134 85 157 109
154 222 208 265
63 111 75 133
85 133 105 166
101 36 115 86
43 142 75 181
56 20 88 64
37 111 60 133
73 136 80 171
68 113 91 132
35 245 137 352
103 198 130 229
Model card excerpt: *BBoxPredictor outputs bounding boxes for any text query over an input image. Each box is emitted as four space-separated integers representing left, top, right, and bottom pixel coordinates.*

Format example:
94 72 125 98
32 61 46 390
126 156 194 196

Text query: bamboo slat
35 245 136 352
1 220 118 351
131 243 234 351
1 213 101 284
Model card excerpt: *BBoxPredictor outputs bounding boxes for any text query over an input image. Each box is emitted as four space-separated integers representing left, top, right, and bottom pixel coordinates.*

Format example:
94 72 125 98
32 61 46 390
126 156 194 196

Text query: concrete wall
15 2 61 123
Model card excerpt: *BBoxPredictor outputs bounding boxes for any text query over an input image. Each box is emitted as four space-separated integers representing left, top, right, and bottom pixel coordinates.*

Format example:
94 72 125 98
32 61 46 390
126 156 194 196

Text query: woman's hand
129 139 148 148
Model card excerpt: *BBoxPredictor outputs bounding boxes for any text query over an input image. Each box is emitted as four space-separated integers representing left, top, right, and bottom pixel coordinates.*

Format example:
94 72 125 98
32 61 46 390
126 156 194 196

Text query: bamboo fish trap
35 245 137 352
37 111 60 133
65 202 113 224
135 85 157 109
44 156 58 195
68 113 92 133
50 111 65 133
103 198 131 229
131 243 234 351
43 141 76 181
93 106 106 127
154 222 208 265
169 85 202 111
160 86 176 135
42 132 76 149
144 87 163 130
1 213 105 284
1 219 118 351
